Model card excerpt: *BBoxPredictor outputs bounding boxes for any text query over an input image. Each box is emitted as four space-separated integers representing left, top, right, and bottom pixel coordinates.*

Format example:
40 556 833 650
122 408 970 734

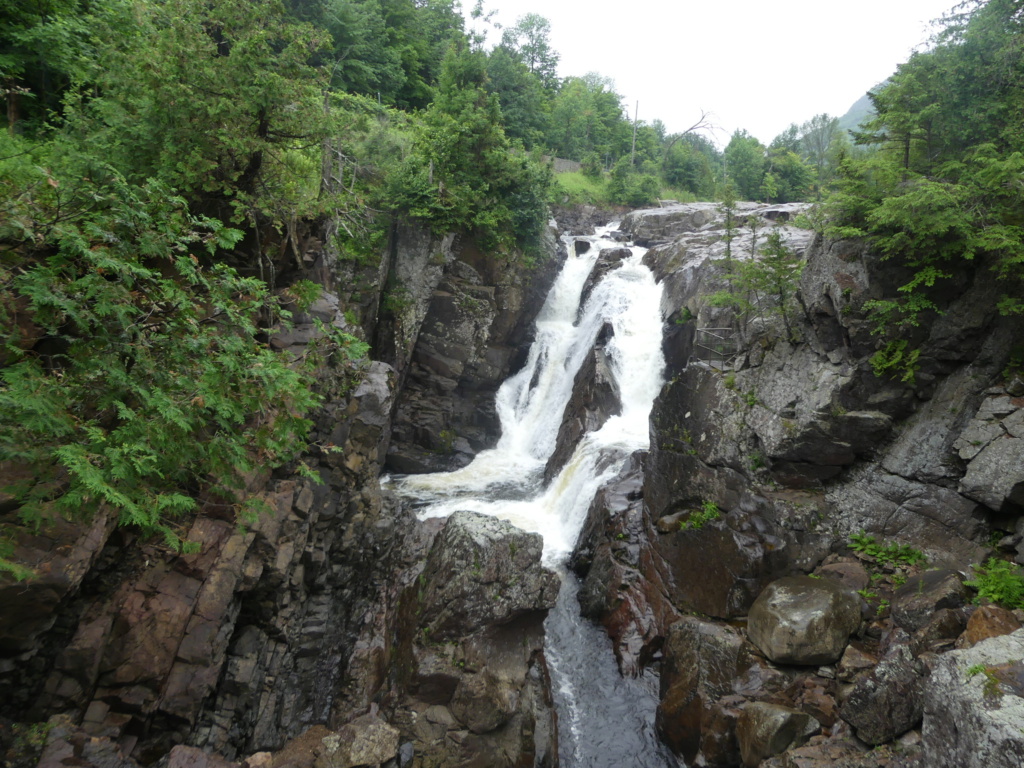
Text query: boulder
620 203 721 245
419 512 559 640
813 561 871 593
747 577 861 665
957 396 1024 513
450 671 519 734
836 642 878 683
736 702 814 768
891 570 969 633
922 629 1024 767
840 645 924 745
911 608 969 656
960 605 1022 648
315 715 399 768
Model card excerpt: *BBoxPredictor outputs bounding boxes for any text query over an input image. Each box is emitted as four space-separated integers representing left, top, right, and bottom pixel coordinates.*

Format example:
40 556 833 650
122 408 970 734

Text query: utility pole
630 100 639 166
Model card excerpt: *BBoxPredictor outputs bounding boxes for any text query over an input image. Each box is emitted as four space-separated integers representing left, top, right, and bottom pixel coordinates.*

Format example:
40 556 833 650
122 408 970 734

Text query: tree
0 0 98 132
770 124 802 154
718 181 739 263
724 130 765 200
485 45 549 148
823 0 1024 383
63 0 333 222
799 113 841 197
386 43 550 255
764 147 813 202
546 73 629 162
711 227 805 341
0 169 329 557
500 13 559 91
293 0 406 101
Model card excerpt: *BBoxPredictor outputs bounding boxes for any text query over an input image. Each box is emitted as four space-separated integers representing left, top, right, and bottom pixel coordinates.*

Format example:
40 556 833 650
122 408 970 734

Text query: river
395 224 679 767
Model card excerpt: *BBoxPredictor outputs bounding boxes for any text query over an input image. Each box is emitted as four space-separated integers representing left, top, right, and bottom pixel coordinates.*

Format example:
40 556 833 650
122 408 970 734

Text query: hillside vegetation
2 0 1022 567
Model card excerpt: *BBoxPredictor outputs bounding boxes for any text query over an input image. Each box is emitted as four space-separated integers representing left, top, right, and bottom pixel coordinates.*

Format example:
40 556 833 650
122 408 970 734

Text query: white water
392 224 677 767
397 226 666 566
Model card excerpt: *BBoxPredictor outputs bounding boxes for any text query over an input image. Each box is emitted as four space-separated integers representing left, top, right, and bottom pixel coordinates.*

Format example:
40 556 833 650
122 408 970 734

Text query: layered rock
574 201 1024 767
0 216 562 768
382 512 560 768
385 226 566 472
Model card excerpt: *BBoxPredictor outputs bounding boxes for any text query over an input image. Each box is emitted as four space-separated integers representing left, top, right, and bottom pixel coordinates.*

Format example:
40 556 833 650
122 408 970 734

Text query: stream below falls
395 225 679 767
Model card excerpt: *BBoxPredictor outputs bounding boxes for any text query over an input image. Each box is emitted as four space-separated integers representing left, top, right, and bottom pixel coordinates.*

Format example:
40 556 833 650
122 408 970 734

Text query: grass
551 171 699 207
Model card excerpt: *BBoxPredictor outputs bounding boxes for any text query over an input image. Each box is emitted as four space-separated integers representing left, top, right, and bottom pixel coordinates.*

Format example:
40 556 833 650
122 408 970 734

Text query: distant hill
836 88 880 137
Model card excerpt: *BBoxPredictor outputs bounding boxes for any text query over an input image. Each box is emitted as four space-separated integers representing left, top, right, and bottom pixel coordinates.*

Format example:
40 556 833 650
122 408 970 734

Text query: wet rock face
654 512 792 619
386 228 566 474
380 512 560 768
956 391 1024 514
656 617 749 764
571 457 682 675
747 577 861 666
419 512 559 641
0 508 116 696
544 341 620 483
923 629 1024 768
2 359 403 763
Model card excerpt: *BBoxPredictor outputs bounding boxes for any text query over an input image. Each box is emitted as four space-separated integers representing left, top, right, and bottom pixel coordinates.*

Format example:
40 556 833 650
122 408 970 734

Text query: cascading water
394 225 678 767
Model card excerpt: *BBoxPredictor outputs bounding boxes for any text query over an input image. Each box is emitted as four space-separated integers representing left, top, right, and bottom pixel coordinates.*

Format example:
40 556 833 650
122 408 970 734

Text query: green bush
966 558 1024 610
680 501 721 531
849 532 927 569
1 169 324 559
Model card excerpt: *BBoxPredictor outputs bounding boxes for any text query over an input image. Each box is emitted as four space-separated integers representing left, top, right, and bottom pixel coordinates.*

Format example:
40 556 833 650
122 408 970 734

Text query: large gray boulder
957 394 1024 513
840 645 925 745
891 569 969 632
419 512 560 640
922 628 1024 767
315 715 399 768
747 577 861 665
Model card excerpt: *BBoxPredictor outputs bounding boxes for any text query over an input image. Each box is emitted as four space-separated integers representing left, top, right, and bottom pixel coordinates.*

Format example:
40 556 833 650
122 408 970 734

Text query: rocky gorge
2 199 1024 768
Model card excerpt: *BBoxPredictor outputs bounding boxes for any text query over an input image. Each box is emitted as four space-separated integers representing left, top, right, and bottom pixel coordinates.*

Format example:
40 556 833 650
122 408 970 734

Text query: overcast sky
474 0 958 146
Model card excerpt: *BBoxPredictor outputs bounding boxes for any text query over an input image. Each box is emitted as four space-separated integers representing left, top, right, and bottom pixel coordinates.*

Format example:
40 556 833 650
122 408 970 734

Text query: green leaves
823 1 1024 363
711 226 805 341
1 170 319 550
966 558 1024 610
383 44 551 258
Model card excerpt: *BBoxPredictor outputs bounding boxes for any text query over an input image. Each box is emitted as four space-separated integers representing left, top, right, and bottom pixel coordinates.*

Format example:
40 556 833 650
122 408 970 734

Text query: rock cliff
4 198 1024 768
0 216 564 768
571 201 1024 767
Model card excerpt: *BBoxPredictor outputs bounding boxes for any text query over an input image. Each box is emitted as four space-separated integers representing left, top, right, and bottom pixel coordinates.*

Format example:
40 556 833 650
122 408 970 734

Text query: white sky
474 0 958 146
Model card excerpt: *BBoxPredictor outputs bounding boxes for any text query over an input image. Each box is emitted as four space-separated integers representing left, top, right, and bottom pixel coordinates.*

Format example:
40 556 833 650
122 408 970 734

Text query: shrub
966 558 1024 609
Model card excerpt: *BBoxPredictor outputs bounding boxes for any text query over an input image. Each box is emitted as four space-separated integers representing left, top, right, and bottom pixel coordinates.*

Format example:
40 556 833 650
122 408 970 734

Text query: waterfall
394 224 678 767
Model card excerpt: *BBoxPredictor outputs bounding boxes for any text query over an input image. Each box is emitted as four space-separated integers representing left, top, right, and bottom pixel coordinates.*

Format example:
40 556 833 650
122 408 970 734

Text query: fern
1 173 325 564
